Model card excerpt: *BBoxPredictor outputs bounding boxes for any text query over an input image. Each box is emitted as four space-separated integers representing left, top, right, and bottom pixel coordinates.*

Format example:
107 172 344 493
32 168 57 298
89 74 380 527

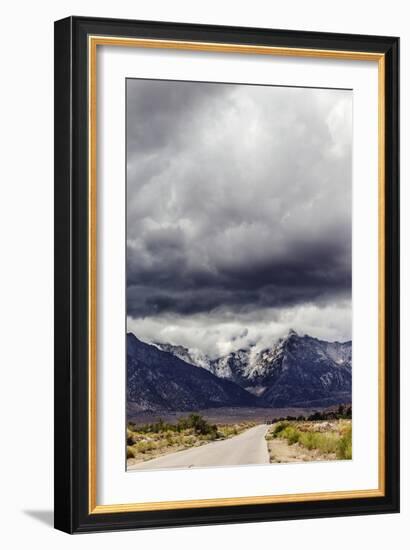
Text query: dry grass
266 419 352 462
126 415 255 465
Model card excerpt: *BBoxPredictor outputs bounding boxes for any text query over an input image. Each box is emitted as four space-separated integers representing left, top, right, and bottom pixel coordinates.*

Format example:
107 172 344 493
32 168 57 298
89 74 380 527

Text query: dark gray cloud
126 79 352 352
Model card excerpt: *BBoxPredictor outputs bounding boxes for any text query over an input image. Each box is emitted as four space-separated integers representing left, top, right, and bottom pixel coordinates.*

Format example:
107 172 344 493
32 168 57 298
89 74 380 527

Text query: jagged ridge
154 330 352 408
127 333 261 412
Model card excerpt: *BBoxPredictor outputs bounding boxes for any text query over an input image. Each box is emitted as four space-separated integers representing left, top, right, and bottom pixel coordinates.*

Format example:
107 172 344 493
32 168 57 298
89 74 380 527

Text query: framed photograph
54 16 399 533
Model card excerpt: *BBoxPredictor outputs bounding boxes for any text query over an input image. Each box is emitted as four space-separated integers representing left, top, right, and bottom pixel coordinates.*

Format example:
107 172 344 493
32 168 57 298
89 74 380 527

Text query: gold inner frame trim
88 35 386 514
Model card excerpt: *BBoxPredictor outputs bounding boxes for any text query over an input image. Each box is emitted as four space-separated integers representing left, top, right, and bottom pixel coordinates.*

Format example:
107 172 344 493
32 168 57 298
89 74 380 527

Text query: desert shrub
131 414 220 439
271 422 300 444
170 434 184 446
272 421 290 437
273 422 342 455
126 426 137 445
299 432 338 454
281 426 301 445
183 435 197 446
135 440 156 454
135 418 178 434
336 424 352 459
305 405 352 421
127 446 135 459
177 414 218 437
126 430 135 445
200 431 219 442
308 411 323 421
220 425 238 438
165 430 175 444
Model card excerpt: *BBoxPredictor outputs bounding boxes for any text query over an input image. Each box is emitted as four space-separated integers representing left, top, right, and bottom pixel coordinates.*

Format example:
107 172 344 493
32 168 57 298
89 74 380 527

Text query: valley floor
127 416 352 470
127 406 319 426
266 419 352 462
128 424 269 470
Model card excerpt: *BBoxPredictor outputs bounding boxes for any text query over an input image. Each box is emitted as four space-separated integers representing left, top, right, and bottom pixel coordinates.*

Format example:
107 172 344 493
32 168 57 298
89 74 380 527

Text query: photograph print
126 78 352 471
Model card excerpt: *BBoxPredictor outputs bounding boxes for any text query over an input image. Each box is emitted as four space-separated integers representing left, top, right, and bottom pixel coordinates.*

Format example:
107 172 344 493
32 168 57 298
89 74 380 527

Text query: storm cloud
126 79 352 356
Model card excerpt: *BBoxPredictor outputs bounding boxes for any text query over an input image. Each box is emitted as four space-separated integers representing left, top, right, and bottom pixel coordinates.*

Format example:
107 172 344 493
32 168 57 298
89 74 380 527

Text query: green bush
272 421 290 437
299 432 338 454
336 425 352 459
127 446 135 459
281 426 301 445
130 414 219 438
183 435 197 446
220 425 239 438
177 414 218 437
135 440 156 454
272 421 349 457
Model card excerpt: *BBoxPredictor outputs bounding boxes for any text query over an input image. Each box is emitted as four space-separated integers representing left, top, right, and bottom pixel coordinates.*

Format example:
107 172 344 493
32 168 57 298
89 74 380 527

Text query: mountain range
127 333 261 412
127 330 352 412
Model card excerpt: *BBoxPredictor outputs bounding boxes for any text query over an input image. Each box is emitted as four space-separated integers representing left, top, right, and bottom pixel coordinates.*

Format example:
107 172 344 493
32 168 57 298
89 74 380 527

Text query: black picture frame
54 15 400 534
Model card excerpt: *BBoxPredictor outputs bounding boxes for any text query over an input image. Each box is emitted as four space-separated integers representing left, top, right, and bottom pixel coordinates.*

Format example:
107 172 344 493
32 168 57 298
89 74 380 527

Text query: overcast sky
126 79 352 358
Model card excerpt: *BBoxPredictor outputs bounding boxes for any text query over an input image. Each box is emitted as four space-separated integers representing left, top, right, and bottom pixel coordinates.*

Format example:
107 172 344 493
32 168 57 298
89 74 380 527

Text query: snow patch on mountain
152 329 352 407
153 342 212 370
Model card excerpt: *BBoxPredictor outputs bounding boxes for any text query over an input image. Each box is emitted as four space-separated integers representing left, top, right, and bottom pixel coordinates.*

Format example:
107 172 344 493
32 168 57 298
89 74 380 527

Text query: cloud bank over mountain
126 79 352 357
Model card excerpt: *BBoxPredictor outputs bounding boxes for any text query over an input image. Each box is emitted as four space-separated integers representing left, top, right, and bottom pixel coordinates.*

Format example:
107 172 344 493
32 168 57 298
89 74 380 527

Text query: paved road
128 424 270 470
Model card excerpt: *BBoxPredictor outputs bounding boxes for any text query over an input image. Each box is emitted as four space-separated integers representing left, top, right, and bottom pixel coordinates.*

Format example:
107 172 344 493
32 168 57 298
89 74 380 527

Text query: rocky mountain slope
154 330 352 408
127 333 261 412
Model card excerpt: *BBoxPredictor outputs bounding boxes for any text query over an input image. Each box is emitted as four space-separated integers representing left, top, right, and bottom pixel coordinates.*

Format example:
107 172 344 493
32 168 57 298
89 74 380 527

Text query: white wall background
0 0 407 547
